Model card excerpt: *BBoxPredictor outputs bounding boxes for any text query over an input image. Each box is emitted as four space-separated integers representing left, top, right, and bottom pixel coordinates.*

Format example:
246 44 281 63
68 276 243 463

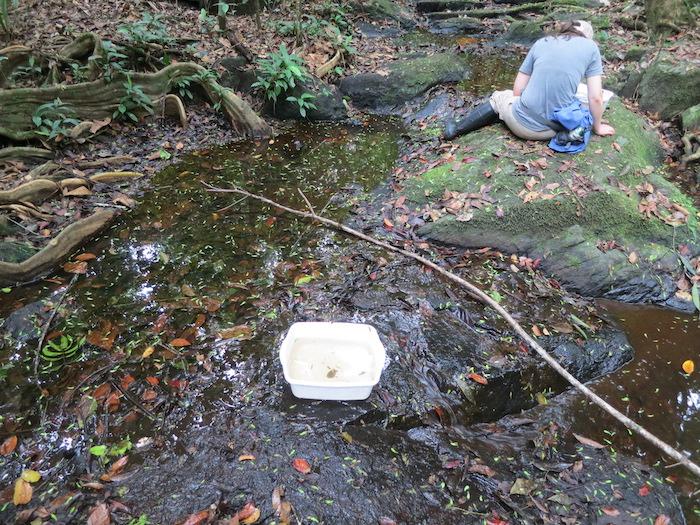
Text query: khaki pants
489 85 614 141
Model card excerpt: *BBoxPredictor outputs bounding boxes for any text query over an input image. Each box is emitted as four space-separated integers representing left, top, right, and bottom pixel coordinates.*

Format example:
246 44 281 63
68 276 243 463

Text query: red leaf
145 376 159 386
0 435 18 456
75 252 97 261
120 374 135 390
639 484 651 497
181 510 209 525
602 507 620 516
467 372 488 385
654 515 671 525
292 457 311 474
63 261 88 274
142 389 157 401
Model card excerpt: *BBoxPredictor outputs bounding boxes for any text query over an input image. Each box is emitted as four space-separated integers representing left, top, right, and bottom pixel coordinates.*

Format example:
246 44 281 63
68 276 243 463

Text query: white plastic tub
279 322 386 400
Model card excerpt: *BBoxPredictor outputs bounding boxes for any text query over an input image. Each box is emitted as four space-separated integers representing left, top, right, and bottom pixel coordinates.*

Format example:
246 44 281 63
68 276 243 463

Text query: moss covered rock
638 55 700 119
405 100 699 308
340 53 470 111
682 103 700 132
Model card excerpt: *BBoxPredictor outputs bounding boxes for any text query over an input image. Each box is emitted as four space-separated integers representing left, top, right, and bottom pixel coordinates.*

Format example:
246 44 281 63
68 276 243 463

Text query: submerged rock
340 53 470 111
407 99 699 309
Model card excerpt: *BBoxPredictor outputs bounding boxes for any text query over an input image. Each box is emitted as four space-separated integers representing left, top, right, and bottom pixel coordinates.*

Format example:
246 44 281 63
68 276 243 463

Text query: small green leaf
90 445 107 457
692 282 700 312
1 288 11 293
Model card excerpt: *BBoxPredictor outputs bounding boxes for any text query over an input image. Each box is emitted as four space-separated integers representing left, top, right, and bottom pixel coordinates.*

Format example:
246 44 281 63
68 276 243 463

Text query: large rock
350 0 415 27
682 103 700 132
217 56 257 94
428 16 486 35
405 100 700 310
265 77 347 121
638 55 700 119
340 53 470 111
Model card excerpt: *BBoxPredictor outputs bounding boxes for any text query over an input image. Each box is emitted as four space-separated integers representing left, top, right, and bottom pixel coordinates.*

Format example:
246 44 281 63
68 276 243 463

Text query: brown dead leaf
87 320 118 351
1 436 18 456
612 142 622 152
101 456 128 481
170 338 191 347
89 119 111 134
13 479 32 505
602 507 620 516
87 503 110 525
142 389 157 401
531 325 542 337
239 454 256 461
75 252 97 261
64 186 93 197
468 463 495 477
218 325 254 340
63 261 88 274
573 433 605 449
628 251 639 264
654 515 671 525
181 510 209 525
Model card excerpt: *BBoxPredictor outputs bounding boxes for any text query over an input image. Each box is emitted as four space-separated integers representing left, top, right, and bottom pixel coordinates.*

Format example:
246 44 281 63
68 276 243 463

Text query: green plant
252 44 308 105
0 0 18 34
10 55 43 84
32 98 81 140
92 40 128 82
286 92 317 118
118 13 173 46
128 516 150 525
40 333 86 367
198 8 217 33
114 75 154 122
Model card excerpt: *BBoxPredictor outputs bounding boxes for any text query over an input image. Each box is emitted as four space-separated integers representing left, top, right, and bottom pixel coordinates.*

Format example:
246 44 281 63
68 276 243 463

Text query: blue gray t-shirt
513 36 603 132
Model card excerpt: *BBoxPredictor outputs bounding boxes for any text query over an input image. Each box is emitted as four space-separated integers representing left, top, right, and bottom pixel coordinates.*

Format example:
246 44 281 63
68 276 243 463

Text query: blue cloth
548 100 593 154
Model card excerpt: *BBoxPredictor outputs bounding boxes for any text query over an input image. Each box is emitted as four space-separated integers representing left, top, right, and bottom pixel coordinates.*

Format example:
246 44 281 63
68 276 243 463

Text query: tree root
429 0 584 19
0 203 53 220
0 179 60 204
0 45 32 89
89 171 144 183
159 94 188 128
0 210 116 285
59 32 105 81
317 50 342 78
681 132 700 167
0 62 271 141
0 147 54 162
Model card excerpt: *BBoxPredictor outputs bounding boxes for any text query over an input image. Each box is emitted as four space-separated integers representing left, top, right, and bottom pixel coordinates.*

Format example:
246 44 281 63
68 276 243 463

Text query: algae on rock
406 100 699 308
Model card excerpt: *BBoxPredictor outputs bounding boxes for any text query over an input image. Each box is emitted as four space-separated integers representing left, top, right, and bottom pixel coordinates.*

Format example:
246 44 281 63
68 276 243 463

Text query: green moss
639 56 700 119
682 104 700 131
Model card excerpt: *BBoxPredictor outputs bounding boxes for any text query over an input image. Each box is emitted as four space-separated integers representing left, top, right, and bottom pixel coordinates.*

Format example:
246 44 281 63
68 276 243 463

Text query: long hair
549 20 588 39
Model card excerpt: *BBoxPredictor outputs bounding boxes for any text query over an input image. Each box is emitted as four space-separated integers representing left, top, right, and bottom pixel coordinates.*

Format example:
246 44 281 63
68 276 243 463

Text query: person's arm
513 72 530 96
586 75 615 136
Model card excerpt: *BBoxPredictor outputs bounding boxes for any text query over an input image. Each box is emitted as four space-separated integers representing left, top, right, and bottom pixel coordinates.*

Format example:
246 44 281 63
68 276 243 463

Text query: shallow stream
1 117 698 522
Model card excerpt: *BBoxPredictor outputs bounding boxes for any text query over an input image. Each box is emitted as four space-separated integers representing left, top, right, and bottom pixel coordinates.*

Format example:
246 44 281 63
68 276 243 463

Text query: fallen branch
204 183 700 479
89 171 144 183
0 209 116 284
429 0 585 19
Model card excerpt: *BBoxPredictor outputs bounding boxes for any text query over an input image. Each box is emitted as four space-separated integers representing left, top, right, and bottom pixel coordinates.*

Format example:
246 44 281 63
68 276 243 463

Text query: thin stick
34 273 79 383
202 182 700 479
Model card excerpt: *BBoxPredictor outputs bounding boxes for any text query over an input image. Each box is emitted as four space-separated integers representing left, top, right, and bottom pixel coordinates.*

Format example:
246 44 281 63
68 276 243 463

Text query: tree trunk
645 0 694 33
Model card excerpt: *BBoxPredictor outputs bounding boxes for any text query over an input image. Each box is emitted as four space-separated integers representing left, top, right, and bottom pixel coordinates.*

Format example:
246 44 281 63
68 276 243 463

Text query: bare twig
110 380 158 421
203 183 700 479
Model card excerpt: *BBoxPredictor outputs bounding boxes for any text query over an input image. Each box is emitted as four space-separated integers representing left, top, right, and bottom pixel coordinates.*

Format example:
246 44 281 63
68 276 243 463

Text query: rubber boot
443 101 499 140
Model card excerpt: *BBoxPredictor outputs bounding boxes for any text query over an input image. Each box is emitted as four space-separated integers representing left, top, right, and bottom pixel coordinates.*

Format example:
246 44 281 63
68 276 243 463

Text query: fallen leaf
0 436 18 456
218 325 254 340
682 359 695 374
63 261 88 274
239 454 256 461
612 142 622 152
75 253 97 261
602 506 620 516
87 320 118 351
654 515 671 525
142 389 157 401
639 484 651 496
64 186 93 197
21 470 41 483
142 346 155 358
89 118 111 134
531 325 542 337
13 479 32 505
87 502 111 525
181 510 209 525
468 463 495 477
573 433 605 449
383 217 394 230
292 457 311 474
237 503 260 524
509 477 536 495
628 251 639 264
467 372 488 385
170 338 191 347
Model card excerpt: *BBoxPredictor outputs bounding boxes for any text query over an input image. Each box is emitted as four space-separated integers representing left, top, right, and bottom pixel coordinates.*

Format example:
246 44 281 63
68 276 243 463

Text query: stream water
1 114 698 522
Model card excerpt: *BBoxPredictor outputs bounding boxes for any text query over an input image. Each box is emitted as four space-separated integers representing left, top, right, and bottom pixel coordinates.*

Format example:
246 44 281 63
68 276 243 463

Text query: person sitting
444 20 615 143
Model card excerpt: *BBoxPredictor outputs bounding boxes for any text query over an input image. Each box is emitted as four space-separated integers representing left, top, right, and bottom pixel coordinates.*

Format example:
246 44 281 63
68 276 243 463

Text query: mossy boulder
350 0 415 27
405 100 699 309
340 53 470 111
265 78 347 121
638 55 700 119
682 103 700 132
